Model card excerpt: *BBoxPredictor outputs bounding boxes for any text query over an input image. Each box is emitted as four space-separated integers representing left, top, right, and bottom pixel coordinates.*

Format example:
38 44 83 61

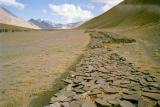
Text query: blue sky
0 0 123 24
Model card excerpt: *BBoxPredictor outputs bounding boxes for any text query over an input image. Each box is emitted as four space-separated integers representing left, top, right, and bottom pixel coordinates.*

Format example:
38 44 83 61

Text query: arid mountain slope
0 7 40 29
79 0 160 29
79 0 160 78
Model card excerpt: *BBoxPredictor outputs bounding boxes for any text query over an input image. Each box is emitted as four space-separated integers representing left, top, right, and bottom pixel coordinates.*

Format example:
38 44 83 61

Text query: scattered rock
142 88 160 94
88 65 94 72
107 99 120 106
139 78 147 86
103 94 121 100
121 80 130 84
142 92 160 101
73 88 85 93
145 76 153 82
123 91 135 95
95 98 111 107
102 86 118 94
48 102 61 107
96 79 106 85
90 89 102 95
72 94 80 100
156 101 160 107
120 101 135 107
122 94 139 103
63 79 73 84
56 95 67 102
61 102 70 107
148 83 160 89
70 101 82 107
81 101 97 107
66 84 72 91
138 99 150 107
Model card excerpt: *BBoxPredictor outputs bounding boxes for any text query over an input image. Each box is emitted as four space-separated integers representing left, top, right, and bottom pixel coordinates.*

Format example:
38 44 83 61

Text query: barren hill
79 0 160 29
0 7 40 29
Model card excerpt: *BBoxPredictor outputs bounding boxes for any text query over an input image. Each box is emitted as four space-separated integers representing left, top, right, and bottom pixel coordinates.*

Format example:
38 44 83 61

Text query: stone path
45 31 160 107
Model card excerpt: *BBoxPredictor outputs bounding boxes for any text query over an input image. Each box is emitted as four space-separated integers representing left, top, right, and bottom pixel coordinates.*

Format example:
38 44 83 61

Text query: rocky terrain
45 31 160 107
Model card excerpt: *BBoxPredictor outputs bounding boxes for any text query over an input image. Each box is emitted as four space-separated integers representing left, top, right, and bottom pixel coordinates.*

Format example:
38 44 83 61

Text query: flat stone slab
103 94 121 100
62 79 73 84
123 91 136 95
145 76 154 82
48 102 61 107
81 101 97 107
107 99 120 106
156 101 160 107
142 88 160 94
61 102 70 107
102 86 119 94
96 79 106 85
138 99 151 107
70 101 82 107
120 101 135 107
50 95 67 103
122 94 139 103
142 92 160 101
95 98 111 107
148 83 160 89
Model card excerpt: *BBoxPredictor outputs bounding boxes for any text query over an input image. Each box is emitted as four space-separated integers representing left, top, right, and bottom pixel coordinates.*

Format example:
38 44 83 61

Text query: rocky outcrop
45 31 160 107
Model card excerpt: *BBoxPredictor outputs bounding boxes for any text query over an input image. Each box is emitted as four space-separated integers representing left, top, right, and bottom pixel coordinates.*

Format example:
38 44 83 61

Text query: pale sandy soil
0 30 89 107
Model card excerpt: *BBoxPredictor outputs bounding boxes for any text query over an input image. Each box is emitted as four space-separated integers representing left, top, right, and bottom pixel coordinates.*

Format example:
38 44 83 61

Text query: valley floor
0 28 159 107
46 31 160 107
0 30 89 107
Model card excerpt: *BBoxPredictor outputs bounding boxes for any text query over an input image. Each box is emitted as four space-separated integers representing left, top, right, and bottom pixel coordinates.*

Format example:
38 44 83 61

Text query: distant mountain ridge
0 7 40 29
29 19 55 29
29 19 83 29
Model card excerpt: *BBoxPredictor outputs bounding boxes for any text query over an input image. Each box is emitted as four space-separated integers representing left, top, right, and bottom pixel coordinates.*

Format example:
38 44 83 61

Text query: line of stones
45 31 160 107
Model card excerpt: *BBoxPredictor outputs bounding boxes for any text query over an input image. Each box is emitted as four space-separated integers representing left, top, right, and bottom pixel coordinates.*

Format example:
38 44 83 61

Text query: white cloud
42 9 47 13
0 0 25 9
49 4 93 23
92 0 123 12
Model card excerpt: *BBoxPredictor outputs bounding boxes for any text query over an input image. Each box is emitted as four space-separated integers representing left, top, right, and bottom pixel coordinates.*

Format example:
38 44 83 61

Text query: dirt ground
0 30 89 107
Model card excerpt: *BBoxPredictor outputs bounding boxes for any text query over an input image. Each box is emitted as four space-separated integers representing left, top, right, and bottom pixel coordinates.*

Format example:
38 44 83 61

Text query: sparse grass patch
18 79 34 86
30 34 89 107
56 50 65 53
0 30 89 107
6 93 29 107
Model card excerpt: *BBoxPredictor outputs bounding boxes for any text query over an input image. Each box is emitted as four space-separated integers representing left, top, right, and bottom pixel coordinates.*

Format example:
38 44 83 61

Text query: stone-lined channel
45 31 160 107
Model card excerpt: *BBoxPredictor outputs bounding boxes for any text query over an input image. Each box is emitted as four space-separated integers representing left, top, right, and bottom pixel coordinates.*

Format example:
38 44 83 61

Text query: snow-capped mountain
29 19 83 29
0 7 40 29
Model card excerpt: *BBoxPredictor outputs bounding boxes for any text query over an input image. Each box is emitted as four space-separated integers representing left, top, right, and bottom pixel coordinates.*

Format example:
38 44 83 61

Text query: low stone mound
45 31 160 107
